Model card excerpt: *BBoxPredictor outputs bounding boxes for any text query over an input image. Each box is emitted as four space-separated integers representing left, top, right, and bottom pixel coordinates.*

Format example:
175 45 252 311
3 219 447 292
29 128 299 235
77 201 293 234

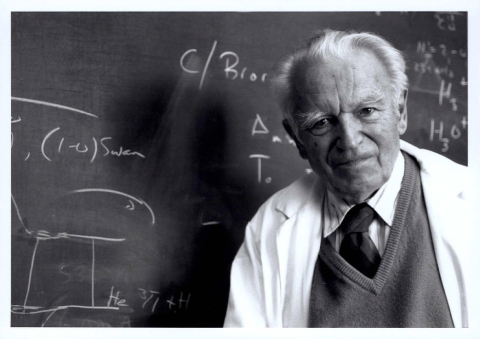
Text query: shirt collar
323 151 405 238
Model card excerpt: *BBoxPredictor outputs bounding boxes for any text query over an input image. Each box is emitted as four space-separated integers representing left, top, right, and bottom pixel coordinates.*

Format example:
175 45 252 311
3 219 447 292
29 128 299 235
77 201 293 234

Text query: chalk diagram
11 98 155 326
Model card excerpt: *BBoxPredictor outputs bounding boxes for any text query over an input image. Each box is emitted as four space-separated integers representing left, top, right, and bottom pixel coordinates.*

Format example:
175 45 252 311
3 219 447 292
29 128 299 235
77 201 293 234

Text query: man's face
289 49 407 204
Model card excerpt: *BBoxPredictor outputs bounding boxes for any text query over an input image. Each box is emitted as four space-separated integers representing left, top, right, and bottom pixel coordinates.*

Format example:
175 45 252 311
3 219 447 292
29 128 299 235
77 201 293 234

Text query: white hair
270 29 408 134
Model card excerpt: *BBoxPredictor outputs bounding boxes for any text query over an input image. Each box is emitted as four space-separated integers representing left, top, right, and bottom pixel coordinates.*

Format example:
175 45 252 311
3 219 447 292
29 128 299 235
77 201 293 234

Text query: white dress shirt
323 151 405 256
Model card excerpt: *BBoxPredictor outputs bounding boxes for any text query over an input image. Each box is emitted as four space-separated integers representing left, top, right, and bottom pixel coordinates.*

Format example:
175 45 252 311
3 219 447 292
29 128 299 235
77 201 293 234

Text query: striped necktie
339 203 381 278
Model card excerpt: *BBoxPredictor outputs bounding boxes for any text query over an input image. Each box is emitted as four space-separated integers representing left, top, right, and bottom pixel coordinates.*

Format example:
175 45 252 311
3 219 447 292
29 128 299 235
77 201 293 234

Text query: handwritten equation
11 96 160 326
40 127 145 163
109 286 191 314
11 97 146 163
434 12 462 32
250 113 310 184
430 118 467 153
408 13 467 154
180 41 268 90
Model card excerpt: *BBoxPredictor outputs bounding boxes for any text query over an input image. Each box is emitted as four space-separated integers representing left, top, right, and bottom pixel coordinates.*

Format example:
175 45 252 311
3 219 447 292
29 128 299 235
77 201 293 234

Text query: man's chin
329 178 382 204
330 156 376 174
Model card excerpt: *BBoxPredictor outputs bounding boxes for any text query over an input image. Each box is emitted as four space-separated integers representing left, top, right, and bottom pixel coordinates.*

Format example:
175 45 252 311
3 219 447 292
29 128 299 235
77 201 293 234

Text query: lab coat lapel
421 172 470 327
402 139 471 328
275 178 324 327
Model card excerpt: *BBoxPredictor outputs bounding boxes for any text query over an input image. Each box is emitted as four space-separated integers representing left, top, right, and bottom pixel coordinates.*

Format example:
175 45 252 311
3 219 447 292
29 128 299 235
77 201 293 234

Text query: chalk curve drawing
11 97 99 119
11 192 131 324
66 188 156 226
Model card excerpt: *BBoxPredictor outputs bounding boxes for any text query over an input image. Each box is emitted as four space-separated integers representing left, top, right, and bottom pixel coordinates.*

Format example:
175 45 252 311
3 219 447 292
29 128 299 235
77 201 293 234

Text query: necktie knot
339 202 381 278
341 202 376 234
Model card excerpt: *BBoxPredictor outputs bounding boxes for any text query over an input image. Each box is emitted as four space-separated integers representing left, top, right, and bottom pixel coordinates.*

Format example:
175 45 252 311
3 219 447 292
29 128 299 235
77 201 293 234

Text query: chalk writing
268 134 297 147
438 79 452 106
166 292 191 311
137 289 192 313
36 127 145 163
91 137 97 162
180 42 268 89
11 105 157 321
416 41 467 58
413 58 455 79
434 12 462 31
11 200 123 315
429 118 466 152
69 142 89 153
180 41 217 89
180 49 200 74
138 289 160 313
11 96 146 167
219 51 268 83
178 292 191 310
252 114 269 136
412 52 466 114
11 187 155 321
41 127 60 161
100 137 145 159
410 82 460 113
272 135 281 143
411 32 467 162
430 119 449 152
285 134 296 146
249 154 271 184
107 286 128 307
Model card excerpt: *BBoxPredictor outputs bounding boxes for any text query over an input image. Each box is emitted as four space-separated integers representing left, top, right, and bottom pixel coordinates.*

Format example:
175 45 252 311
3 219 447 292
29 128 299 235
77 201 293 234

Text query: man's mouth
330 156 372 169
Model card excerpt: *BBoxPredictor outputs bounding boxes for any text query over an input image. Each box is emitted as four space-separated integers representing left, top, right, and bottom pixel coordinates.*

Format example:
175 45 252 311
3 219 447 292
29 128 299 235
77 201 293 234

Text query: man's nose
335 113 363 151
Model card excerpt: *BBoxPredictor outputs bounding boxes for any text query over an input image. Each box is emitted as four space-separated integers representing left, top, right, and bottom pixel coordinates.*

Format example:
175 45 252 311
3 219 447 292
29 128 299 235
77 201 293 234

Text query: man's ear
397 89 408 135
282 119 308 159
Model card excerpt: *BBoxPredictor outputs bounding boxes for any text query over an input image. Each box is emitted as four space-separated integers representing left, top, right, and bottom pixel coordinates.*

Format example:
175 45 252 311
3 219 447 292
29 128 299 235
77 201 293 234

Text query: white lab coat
224 140 475 328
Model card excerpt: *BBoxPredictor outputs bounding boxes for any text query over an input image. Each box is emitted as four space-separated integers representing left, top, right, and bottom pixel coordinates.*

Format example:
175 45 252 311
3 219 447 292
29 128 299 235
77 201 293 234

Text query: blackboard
11 12 468 327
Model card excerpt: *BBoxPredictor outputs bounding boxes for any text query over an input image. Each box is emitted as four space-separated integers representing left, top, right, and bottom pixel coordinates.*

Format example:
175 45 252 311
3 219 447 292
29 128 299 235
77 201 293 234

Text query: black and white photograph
3 1 480 338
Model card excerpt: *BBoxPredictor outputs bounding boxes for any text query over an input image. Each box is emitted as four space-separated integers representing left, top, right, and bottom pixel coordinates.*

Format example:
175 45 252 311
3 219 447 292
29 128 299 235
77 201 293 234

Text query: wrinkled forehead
291 49 392 111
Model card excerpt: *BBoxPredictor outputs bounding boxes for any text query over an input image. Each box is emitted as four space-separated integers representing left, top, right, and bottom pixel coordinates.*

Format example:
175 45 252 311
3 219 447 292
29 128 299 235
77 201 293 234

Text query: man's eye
359 107 377 116
311 118 331 128
308 118 332 135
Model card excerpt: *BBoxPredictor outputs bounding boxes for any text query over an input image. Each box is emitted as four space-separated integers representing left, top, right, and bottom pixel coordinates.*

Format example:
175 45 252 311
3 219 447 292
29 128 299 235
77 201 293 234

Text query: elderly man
224 30 472 327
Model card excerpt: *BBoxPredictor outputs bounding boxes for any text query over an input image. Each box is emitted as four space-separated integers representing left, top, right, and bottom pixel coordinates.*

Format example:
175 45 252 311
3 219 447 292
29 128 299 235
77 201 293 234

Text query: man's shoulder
400 140 468 193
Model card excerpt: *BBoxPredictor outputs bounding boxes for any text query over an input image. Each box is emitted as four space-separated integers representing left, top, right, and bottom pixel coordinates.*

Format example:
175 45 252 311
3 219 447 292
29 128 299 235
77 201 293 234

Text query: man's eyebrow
296 110 329 130
362 96 386 103
356 90 387 104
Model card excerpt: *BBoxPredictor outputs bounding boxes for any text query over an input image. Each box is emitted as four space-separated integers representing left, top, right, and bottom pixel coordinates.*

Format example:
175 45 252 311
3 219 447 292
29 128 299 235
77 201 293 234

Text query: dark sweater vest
308 153 454 328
